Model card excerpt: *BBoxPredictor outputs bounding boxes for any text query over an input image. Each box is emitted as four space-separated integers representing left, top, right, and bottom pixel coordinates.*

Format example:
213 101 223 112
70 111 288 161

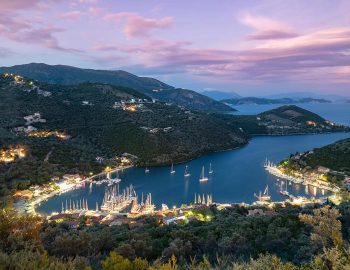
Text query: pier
264 161 340 193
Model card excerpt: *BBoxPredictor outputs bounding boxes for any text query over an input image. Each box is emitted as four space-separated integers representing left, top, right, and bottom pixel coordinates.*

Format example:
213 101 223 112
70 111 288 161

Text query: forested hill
0 63 234 112
294 138 350 174
216 105 349 135
0 74 348 196
0 74 247 195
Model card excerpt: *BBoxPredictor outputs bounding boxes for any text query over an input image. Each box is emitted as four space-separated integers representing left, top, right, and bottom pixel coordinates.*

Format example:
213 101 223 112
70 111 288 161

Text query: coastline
13 165 133 215
12 131 348 215
141 130 349 167
265 165 340 193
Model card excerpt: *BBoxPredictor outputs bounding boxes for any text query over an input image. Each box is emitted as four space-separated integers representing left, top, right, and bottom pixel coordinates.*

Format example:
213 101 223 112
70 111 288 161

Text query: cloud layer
0 1 349 94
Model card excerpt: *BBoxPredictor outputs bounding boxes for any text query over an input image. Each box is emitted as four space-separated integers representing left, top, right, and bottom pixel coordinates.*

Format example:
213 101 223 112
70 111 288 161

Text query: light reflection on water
37 103 350 214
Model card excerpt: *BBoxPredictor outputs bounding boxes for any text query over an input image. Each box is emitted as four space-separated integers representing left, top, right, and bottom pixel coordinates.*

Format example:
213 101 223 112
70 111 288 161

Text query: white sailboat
254 185 271 201
280 181 289 196
209 163 213 174
199 166 209 182
184 165 191 177
170 163 176 174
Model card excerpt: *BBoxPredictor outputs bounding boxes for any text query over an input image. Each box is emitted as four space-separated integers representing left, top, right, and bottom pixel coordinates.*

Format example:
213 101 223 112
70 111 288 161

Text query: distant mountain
0 63 233 112
264 92 349 102
221 97 331 105
218 105 349 135
200 90 241 101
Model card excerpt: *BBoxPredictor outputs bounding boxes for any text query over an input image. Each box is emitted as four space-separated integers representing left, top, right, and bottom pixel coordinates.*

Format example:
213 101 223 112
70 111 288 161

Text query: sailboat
209 163 213 174
145 167 150 173
199 166 209 182
88 182 93 194
280 181 289 196
254 185 271 201
184 165 191 177
170 163 176 174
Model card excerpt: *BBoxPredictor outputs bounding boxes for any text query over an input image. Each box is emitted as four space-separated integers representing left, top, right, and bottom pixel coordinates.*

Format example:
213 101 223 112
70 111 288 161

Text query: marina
264 160 340 193
36 132 349 215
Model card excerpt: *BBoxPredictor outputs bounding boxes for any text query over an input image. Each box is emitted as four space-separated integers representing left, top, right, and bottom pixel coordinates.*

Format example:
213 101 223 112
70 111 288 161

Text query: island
221 97 331 105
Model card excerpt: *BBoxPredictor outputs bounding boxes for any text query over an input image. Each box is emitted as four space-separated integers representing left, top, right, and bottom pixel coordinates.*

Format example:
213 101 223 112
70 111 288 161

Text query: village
264 157 349 195
44 188 331 231
12 160 333 232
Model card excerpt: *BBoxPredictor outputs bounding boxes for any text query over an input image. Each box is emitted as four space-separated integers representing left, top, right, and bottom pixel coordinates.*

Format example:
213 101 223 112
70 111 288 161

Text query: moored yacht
254 185 271 201
170 163 176 174
184 165 191 177
209 163 213 174
199 166 209 182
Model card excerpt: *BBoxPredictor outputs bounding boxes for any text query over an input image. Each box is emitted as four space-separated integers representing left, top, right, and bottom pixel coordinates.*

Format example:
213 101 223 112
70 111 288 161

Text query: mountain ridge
0 63 234 112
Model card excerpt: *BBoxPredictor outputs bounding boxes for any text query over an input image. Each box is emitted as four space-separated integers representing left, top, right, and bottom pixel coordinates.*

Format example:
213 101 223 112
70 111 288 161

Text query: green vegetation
216 105 348 135
300 138 350 174
280 138 350 183
0 75 247 199
0 63 234 112
0 74 348 200
2 204 350 269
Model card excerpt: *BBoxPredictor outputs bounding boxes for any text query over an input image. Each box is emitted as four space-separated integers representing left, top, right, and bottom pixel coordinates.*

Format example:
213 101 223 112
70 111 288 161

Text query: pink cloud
78 0 98 3
104 12 174 38
0 0 42 10
239 13 290 31
0 12 82 52
239 13 298 41
246 30 299 40
92 26 350 85
60 11 82 20
87 7 103 16
0 0 60 11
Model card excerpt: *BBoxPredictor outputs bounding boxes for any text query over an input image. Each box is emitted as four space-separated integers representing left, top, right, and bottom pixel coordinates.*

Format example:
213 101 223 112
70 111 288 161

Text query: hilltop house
23 112 46 125
317 166 330 174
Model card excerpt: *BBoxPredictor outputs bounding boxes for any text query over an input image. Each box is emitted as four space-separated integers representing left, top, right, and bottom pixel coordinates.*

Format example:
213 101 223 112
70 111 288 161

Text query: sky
0 0 350 96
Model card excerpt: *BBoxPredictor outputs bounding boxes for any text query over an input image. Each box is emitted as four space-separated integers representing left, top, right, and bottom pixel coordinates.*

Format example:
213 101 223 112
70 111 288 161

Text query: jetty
264 159 340 193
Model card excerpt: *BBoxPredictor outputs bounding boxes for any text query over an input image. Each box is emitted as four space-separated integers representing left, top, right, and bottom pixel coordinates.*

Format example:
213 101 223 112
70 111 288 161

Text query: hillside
285 138 350 175
218 105 349 135
0 74 246 195
200 90 241 100
222 97 331 105
0 63 234 112
0 74 348 196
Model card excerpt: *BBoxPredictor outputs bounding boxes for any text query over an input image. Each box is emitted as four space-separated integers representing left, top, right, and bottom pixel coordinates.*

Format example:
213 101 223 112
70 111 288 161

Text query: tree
299 206 343 249
133 257 150 270
101 251 132 270
0 208 43 252
307 247 350 270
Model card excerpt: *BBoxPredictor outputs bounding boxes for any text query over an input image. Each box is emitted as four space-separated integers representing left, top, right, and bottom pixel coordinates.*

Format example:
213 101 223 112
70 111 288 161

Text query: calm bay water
37 103 350 214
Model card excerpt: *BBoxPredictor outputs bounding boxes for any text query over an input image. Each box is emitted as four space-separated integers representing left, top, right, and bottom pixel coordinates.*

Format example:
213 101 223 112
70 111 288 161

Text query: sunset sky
1 0 350 96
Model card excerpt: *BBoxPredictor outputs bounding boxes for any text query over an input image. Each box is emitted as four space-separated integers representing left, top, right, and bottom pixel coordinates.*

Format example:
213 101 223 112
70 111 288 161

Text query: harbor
17 132 347 216
13 164 133 215
264 159 340 193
